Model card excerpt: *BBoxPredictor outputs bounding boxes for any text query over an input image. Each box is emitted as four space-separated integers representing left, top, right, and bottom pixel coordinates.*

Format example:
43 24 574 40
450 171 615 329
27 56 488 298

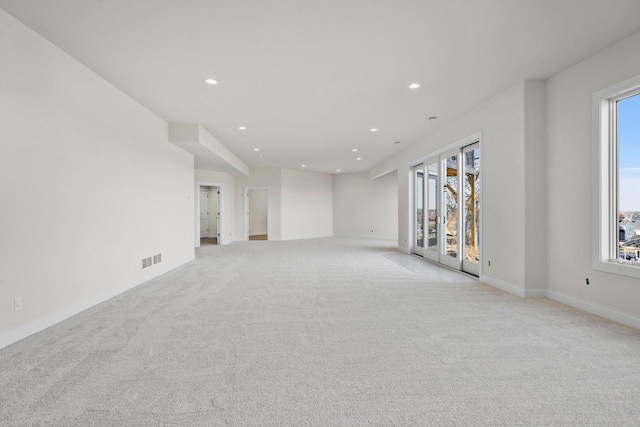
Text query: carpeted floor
1 237 640 425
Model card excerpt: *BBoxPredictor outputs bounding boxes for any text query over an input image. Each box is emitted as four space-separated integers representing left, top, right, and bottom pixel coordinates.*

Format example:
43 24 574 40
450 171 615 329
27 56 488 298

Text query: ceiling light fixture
238 126 247 130
409 83 420 89
352 149 358 152
336 169 341 172
205 78 218 85
254 148 260 151
356 157 362 160
301 164 306 167
370 128 378 132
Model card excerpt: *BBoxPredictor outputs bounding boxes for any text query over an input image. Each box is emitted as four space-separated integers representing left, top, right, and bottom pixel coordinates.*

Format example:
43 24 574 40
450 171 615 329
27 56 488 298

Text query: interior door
199 190 209 238
215 188 221 242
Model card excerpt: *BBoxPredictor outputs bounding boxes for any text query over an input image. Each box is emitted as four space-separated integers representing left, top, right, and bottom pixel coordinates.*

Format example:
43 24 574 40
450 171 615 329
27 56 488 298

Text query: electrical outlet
14 297 22 311
585 277 591 288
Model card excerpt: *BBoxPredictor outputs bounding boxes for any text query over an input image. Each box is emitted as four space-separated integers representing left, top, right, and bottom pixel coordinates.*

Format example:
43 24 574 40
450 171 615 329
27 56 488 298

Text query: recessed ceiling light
205 78 218 85
409 83 420 89
301 164 306 167
254 148 260 151
370 128 378 132
352 149 358 152
238 126 247 130
336 169 341 172
428 116 438 120
356 157 362 160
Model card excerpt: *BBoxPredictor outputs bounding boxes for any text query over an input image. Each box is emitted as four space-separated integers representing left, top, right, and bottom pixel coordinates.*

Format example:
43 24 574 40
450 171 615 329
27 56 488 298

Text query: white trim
0 254 195 350
592 74 640 278
196 182 224 247
480 274 525 297
333 233 399 240
523 289 547 298
546 290 640 330
398 245 411 254
244 187 270 241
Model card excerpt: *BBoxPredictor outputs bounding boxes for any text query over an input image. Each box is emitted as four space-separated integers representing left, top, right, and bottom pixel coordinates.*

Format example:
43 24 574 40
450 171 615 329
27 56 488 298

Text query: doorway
245 188 269 241
198 185 220 246
412 142 481 276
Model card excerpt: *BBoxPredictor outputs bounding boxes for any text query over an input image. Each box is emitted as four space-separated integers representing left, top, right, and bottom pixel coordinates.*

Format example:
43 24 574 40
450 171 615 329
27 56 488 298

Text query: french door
413 142 480 276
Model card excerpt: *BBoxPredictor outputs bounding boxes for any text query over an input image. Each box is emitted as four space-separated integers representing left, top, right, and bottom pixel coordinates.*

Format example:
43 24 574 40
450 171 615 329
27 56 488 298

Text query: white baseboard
0 254 195 350
480 275 640 330
333 233 399 241
524 289 547 298
480 275 525 297
546 290 640 330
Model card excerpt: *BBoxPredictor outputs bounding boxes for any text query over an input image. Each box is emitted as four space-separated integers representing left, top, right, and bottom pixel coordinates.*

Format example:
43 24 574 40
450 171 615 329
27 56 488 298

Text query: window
594 75 640 277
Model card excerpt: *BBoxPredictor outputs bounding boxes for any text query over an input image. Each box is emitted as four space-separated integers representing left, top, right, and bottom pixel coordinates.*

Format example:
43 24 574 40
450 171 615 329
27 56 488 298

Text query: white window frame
593 74 640 278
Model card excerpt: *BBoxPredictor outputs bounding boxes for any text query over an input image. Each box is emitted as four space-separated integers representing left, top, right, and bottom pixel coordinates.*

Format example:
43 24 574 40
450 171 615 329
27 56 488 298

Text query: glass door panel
424 161 440 262
414 165 425 256
462 144 480 276
440 153 462 270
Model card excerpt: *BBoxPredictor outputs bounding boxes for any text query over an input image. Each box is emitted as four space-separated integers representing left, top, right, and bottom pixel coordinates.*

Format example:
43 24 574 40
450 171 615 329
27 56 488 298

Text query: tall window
594 75 640 277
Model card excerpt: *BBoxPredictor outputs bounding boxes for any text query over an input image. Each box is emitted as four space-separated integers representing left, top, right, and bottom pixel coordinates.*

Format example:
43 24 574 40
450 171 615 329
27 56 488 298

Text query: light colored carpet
1 237 640 425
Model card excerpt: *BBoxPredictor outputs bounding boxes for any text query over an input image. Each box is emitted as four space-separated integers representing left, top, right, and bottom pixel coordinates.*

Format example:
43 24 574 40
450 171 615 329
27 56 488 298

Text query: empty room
1 1 640 425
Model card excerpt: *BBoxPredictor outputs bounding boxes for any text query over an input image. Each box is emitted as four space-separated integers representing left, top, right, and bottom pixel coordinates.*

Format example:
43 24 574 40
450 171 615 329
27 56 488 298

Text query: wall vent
153 253 162 264
142 257 153 269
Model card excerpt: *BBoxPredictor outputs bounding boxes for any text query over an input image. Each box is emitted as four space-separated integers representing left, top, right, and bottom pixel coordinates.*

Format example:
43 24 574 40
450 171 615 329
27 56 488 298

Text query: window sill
594 260 640 279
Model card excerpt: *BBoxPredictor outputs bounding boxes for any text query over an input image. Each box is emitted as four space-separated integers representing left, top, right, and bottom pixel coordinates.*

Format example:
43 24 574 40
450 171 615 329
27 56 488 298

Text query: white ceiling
2 0 640 174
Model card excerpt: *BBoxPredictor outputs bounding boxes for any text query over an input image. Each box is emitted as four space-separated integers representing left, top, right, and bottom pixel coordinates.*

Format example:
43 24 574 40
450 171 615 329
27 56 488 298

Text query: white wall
248 189 268 236
0 9 195 341
546 30 640 319
281 169 333 240
333 171 398 240
195 170 234 245
235 168 282 240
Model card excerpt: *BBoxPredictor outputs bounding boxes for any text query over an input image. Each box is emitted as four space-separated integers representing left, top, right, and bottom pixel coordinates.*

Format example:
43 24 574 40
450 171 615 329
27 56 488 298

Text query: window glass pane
464 148 480 262
618 93 640 261
427 162 438 252
444 155 458 257
416 169 424 248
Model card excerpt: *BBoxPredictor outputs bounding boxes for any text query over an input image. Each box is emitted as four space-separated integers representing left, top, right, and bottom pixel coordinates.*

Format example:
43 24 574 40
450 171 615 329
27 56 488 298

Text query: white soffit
169 124 249 176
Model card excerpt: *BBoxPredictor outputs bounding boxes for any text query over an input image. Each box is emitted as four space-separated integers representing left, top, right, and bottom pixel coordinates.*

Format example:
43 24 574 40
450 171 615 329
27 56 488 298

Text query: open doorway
198 185 220 246
245 187 269 241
